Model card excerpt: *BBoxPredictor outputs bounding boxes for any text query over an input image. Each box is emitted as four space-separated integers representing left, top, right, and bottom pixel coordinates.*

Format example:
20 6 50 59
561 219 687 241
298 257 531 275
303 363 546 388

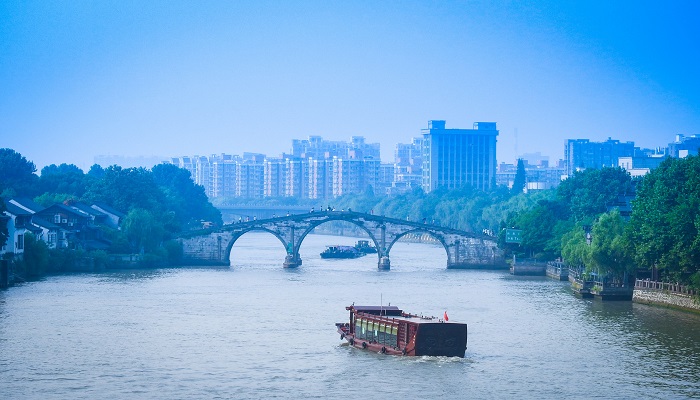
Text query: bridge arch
385 228 451 264
224 227 289 266
295 217 382 264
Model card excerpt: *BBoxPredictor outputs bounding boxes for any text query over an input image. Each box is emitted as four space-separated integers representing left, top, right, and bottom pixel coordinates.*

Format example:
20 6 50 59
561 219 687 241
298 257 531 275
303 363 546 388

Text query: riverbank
1 251 177 289
633 280 700 314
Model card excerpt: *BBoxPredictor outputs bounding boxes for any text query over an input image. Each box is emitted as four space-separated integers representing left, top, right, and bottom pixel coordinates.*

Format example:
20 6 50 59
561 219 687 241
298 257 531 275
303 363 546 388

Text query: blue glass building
421 120 498 192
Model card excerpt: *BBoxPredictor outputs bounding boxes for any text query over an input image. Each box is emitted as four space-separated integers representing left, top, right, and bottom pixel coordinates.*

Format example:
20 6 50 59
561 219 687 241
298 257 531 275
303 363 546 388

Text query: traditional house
5 198 69 250
90 202 125 229
31 216 65 249
34 203 110 250
1 200 32 257
8 197 44 214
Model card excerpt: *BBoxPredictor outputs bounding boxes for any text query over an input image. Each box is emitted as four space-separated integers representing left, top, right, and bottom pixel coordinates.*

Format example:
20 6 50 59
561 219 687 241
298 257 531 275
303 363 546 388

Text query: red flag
444 311 449 321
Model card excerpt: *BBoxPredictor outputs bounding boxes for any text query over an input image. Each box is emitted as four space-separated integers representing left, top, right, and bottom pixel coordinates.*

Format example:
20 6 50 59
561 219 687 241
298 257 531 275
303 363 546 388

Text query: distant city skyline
2 1 699 171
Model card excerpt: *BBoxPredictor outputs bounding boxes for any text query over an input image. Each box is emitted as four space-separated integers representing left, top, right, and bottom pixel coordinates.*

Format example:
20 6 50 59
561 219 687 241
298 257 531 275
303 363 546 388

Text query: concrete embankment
633 280 700 314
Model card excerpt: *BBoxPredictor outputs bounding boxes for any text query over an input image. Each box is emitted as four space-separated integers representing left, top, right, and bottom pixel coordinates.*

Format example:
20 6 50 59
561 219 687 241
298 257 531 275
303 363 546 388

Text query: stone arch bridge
177 211 506 270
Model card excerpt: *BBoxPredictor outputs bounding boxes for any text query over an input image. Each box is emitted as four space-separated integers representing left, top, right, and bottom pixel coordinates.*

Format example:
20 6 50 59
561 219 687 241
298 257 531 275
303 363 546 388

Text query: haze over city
2 1 699 171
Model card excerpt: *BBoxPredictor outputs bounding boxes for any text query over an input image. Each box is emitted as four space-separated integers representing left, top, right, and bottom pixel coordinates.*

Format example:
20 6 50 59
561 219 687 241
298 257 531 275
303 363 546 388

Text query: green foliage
122 208 165 253
561 226 591 267
83 166 166 213
557 167 632 222
47 248 101 272
163 240 184 265
87 164 105 179
511 158 526 194
511 199 570 259
151 163 222 230
590 210 633 278
18 233 50 278
0 148 39 197
38 163 91 198
625 156 700 282
34 192 77 207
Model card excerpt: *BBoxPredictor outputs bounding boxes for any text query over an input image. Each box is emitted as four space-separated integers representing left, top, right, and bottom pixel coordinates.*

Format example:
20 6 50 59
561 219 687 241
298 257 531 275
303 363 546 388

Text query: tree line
0 148 222 277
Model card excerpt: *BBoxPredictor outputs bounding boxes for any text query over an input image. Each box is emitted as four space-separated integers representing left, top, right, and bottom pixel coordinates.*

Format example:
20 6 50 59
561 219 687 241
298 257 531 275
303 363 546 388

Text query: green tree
0 148 39 197
87 164 106 179
590 210 633 280
625 156 700 283
561 226 592 268
513 199 570 259
151 163 222 231
38 163 90 198
19 233 50 278
33 192 77 207
83 166 165 213
511 158 526 195
557 167 632 222
122 208 165 253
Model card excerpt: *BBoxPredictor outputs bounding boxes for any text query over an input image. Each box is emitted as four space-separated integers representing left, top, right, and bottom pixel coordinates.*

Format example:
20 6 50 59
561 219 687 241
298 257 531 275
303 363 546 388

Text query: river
1 233 700 399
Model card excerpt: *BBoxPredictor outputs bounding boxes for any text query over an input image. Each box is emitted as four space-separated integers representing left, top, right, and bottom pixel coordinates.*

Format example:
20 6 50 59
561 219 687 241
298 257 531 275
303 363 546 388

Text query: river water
2 233 700 399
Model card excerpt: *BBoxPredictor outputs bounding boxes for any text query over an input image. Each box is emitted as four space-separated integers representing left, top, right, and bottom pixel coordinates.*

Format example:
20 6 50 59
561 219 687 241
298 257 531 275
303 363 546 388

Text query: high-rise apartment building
393 138 423 193
285 158 309 198
307 158 332 200
170 134 383 200
195 156 213 197
211 154 238 198
564 138 636 176
421 120 498 192
263 158 285 198
235 161 264 199
292 135 380 160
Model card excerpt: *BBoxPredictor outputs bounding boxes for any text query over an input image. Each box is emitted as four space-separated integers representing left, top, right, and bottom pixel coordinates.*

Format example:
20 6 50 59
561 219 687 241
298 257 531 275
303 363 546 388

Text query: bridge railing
635 279 697 296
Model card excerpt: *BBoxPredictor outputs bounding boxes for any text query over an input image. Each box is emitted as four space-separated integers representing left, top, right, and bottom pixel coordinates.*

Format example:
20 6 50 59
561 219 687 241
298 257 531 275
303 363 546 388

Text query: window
54 214 61 223
16 234 24 250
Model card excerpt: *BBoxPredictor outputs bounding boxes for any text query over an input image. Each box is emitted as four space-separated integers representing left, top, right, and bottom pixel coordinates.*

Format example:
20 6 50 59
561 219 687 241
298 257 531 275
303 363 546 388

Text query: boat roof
352 305 401 313
349 305 465 325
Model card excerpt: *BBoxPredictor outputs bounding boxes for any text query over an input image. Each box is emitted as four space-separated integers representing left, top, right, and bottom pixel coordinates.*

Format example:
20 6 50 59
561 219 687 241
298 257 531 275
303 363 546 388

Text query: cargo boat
320 245 360 259
354 240 377 254
335 305 467 357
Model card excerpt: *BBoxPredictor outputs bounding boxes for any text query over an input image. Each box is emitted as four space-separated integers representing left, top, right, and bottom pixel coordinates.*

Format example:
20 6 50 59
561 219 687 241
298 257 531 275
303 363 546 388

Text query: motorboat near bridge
336 305 467 357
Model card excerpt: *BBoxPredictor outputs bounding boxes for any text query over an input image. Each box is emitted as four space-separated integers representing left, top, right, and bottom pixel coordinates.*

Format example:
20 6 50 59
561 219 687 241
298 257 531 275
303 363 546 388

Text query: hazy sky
1 1 699 171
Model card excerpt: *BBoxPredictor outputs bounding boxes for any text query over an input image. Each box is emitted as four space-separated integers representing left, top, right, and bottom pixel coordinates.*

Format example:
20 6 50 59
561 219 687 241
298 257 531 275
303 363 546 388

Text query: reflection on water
1 233 699 399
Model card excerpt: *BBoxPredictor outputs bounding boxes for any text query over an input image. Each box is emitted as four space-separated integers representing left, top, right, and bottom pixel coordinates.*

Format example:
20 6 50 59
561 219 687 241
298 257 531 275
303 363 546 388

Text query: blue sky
1 1 698 171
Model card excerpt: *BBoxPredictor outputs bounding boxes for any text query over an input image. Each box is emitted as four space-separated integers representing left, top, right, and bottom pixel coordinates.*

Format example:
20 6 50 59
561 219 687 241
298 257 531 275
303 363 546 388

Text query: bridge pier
378 256 391 270
283 254 302 268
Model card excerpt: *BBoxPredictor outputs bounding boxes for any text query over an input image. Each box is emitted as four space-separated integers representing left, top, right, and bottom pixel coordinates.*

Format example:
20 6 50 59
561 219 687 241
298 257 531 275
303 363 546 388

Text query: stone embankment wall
634 290 700 313
179 231 235 265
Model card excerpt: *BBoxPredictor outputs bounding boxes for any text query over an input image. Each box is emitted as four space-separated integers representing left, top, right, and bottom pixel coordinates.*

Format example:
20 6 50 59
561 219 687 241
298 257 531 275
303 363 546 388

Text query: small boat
354 240 377 254
320 245 360 259
336 305 467 357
